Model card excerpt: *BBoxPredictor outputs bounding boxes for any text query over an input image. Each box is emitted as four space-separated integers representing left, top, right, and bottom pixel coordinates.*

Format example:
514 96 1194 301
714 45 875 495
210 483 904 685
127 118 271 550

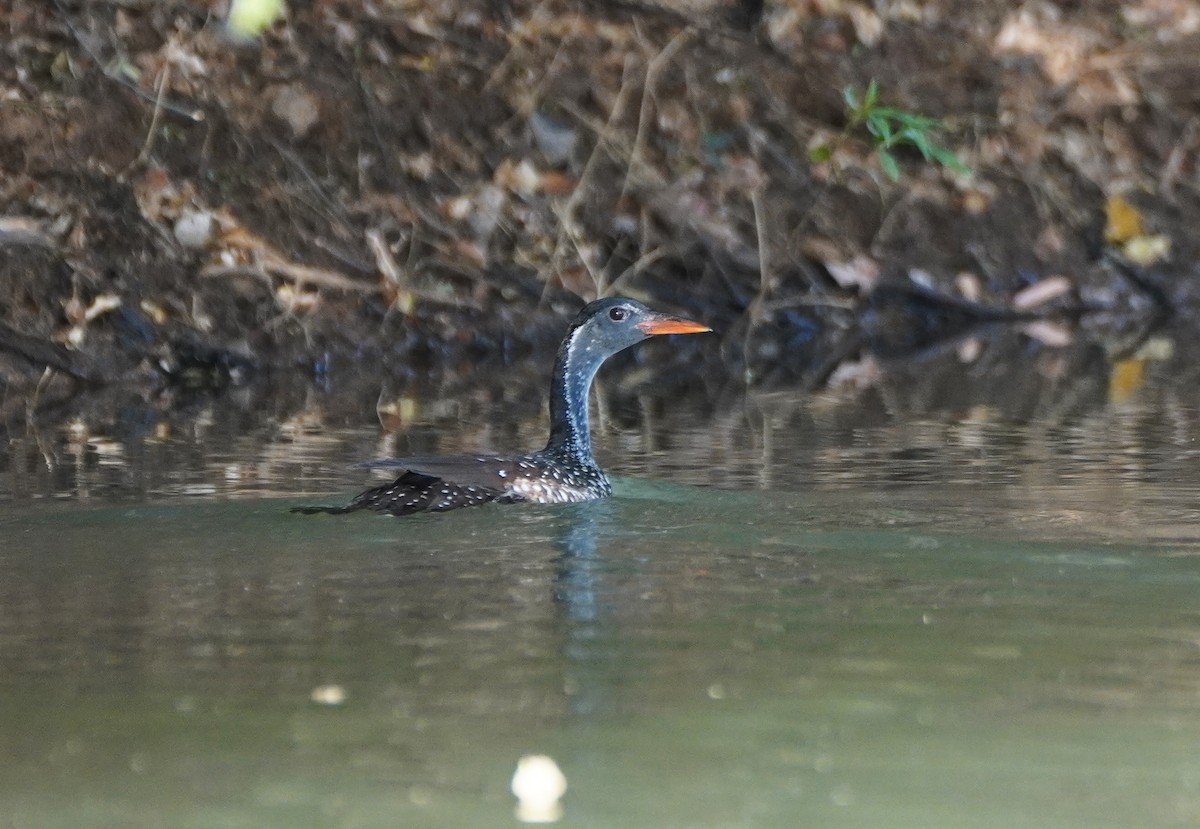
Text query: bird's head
566 297 711 357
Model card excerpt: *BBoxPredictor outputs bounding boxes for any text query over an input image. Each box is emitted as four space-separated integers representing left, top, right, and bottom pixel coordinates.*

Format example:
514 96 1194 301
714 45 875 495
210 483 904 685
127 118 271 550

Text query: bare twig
366 228 405 287
548 55 641 298
1161 115 1200 204
53 0 205 123
0 217 57 249
605 246 669 296
130 61 171 170
750 186 771 304
481 0 554 93
547 28 694 298
200 262 372 292
268 139 355 231
738 179 771 384
29 367 55 426
556 214 603 290
565 55 641 213
620 27 695 205
0 321 107 384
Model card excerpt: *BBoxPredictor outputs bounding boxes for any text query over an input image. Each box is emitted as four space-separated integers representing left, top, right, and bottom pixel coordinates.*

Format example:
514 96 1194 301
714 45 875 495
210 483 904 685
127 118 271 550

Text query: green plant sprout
837 80 969 181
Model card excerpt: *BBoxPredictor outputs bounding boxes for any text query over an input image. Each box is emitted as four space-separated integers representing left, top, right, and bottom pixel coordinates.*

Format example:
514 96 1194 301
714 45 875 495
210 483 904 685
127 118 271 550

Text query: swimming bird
295 297 711 516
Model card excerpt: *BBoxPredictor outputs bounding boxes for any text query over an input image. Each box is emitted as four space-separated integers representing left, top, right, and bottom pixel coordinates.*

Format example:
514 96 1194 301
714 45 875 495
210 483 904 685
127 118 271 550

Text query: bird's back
294 451 610 516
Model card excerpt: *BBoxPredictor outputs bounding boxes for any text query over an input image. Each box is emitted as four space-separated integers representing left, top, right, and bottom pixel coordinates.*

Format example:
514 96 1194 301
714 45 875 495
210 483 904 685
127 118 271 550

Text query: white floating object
511 754 567 823
310 684 347 706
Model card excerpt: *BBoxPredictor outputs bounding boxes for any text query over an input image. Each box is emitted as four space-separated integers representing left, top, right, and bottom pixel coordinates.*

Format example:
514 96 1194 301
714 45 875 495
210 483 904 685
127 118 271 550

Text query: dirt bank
1 0 1197 416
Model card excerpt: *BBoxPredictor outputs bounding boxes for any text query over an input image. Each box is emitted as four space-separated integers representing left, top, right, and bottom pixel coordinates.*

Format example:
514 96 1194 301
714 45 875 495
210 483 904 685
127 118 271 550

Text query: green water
2 473 1199 828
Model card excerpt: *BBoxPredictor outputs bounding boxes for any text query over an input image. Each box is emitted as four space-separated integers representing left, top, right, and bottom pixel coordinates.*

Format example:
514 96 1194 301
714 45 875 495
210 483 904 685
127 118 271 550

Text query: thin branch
129 60 171 170
620 27 695 205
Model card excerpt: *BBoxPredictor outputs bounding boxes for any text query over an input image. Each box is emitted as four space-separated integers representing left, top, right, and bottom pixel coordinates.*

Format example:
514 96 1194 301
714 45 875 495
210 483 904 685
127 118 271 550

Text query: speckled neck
544 323 607 466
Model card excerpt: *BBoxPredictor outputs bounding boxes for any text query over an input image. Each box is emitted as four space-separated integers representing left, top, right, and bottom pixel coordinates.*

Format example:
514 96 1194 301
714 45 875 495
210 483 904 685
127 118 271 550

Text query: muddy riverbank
2 1 1198 425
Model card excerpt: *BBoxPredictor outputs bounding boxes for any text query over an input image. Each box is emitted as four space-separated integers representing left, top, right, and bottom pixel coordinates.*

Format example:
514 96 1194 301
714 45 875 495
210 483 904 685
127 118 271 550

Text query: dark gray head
563 297 711 358
545 297 710 459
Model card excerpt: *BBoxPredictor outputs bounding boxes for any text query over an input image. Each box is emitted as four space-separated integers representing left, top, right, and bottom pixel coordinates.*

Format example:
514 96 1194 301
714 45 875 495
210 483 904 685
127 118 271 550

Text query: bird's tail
290 504 361 515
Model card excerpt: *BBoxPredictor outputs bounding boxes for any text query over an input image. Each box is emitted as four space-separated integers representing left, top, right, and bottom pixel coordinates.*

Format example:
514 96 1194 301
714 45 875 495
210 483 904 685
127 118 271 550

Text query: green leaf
842 85 859 111
898 127 934 158
878 149 901 181
899 113 938 131
867 106 902 121
840 78 968 180
930 146 970 174
870 116 894 144
809 144 833 163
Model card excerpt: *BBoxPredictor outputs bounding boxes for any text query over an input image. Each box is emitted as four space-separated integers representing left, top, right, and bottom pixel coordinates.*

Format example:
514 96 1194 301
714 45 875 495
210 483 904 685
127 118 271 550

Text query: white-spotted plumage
294 298 708 517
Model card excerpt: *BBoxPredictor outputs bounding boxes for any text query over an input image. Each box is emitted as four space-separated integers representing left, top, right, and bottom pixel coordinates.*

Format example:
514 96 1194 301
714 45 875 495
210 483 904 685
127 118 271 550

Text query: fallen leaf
529 112 577 165
847 2 883 46
825 254 880 292
271 84 320 140
1108 358 1144 404
958 337 983 363
824 356 882 391
955 271 982 303
1104 194 1143 243
960 188 991 214
995 8 1097 85
397 54 437 72
1131 336 1174 361
494 158 541 197
441 195 473 221
83 294 122 322
1122 234 1170 265
140 300 168 325
1012 275 1073 310
1020 320 1073 347
540 171 576 196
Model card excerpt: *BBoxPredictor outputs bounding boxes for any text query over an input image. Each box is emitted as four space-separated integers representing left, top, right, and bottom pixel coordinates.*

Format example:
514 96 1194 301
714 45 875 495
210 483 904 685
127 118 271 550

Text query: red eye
608 307 628 321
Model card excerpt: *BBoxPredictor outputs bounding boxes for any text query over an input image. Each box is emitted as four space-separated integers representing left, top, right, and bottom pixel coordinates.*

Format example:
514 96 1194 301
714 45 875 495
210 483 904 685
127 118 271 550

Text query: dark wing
294 454 539 517
354 455 528 492
293 470 516 517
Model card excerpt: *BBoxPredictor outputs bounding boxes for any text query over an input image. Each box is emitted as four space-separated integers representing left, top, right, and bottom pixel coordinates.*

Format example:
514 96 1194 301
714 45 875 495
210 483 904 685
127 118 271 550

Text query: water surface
2 377 1200 827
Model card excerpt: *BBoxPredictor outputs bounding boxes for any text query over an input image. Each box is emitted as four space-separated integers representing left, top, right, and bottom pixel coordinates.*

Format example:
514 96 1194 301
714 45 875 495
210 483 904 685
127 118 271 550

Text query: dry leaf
955 271 982 303
1104 194 1143 243
83 294 122 322
1108 358 1144 405
540 171 576 196
140 300 168 325
1132 336 1174 361
847 2 884 46
1123 234 1170 265
824 356 882 391
494 158 542 197
271 84 320 140
1020 320 1073 347
995 8 1097 85
529 112 577 165
1012 275 1073 310
441 195 473 221
1104 194 1171 263
825 255 880 292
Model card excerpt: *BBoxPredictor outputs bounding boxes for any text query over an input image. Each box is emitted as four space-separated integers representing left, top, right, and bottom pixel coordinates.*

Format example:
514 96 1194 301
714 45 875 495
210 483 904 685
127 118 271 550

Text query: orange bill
636 314 712 335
